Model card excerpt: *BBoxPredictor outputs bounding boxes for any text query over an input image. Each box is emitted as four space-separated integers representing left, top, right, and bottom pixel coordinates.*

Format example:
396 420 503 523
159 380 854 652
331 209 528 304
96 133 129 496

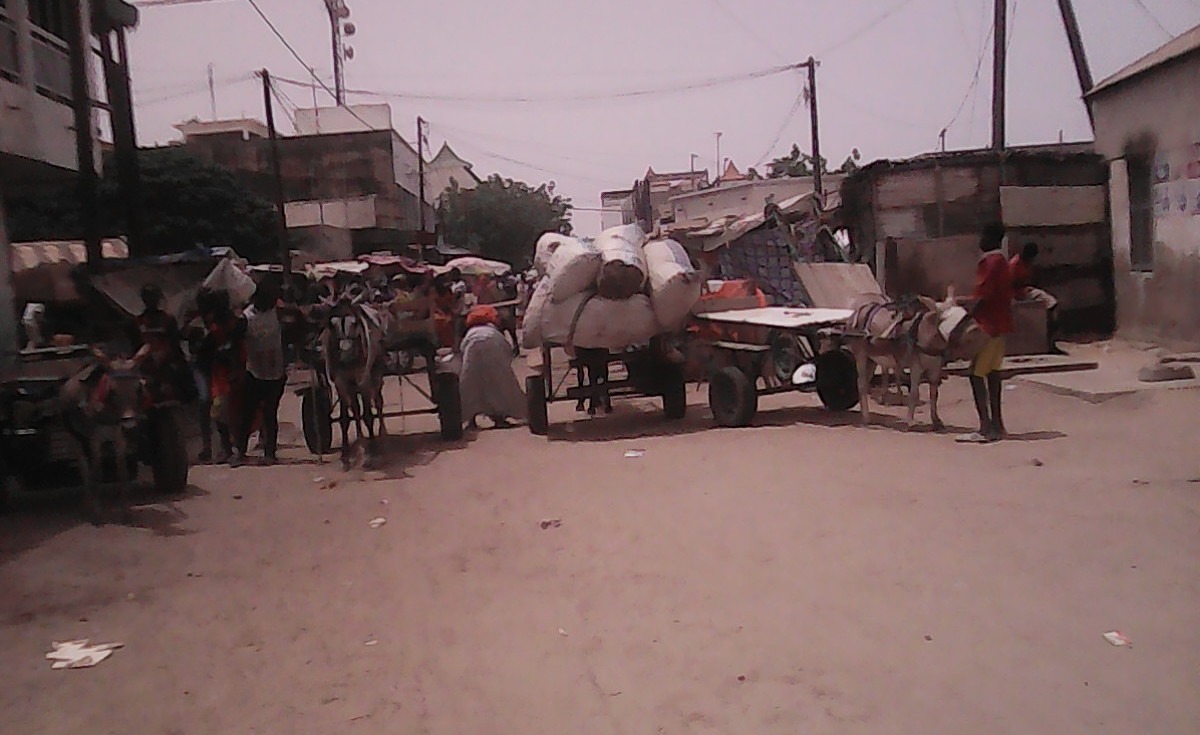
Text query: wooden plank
695 307 851 330
1000 185 1106 227
944 354 1098 379
794 263 881 308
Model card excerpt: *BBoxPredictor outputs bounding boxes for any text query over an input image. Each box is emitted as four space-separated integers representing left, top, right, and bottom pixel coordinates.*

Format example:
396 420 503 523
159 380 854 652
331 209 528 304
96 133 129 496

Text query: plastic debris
368 517 387 529
792 364 817 386
624 449 645 459
312 476 326 484
364 639 379 647
1103 631 1132 647
540 518 562 530
46 639 124 669
558 628 569 637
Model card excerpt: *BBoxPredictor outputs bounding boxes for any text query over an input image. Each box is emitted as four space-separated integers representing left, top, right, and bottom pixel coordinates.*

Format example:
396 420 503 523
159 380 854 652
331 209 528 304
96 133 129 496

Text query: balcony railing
31 26 70 104
0 12 18 82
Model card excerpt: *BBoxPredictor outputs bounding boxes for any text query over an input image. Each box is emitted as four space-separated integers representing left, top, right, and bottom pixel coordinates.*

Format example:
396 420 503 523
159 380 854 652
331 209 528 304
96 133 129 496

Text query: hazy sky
125 0 1200 235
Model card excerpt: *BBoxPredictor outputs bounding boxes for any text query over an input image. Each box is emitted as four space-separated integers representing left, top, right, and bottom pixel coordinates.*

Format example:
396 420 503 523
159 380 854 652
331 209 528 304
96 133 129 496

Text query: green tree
767 145 861 178
4 148 280 261
436 174 572 267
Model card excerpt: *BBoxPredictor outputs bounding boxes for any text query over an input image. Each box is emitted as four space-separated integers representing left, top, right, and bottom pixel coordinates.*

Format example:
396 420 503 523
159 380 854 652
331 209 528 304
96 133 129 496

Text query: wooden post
991 0 1007 151
807 57 822 197
417 115 426 262
260 69 289 270
66 0 101 269
1055 0 1095 130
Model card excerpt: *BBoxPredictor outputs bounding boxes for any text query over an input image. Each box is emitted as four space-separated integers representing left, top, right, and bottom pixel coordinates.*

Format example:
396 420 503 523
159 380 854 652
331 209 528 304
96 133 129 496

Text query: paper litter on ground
1103 630 1132 647
368 517 387 529
46 639 124 669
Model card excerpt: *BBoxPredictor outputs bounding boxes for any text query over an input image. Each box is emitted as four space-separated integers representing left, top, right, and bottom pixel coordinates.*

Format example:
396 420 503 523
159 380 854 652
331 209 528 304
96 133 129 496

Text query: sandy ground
2 367 1199 734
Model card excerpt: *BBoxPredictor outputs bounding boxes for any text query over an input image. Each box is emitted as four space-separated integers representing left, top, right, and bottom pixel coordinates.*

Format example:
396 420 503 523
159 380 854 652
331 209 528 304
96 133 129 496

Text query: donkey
59 356 145 522
322 298 389 470
843 291 987 431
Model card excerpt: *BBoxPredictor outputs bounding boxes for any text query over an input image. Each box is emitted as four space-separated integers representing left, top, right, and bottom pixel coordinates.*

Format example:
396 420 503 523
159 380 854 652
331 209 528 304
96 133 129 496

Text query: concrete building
172 104 440 258
669 174 840 233
1 0 137 362
599 189 633 230
633 167 709 227
1086 24 1200 346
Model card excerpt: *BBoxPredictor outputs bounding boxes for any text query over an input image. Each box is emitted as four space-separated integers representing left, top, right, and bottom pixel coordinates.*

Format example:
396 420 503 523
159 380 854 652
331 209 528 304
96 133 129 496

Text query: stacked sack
521 225 702 351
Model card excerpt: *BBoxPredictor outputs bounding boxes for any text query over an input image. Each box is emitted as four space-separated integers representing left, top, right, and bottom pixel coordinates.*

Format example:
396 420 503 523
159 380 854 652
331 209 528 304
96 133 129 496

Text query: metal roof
1088 23 1200 97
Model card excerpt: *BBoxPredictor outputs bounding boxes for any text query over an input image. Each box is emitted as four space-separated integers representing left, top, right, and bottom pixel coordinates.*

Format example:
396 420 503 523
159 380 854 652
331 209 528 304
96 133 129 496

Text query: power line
754 91 805 168
706 0 788 61
942 9 997 138
133 0 234 6
816 0 920 57
434 127 627 188
273 62 805 105
1128 0 1173 37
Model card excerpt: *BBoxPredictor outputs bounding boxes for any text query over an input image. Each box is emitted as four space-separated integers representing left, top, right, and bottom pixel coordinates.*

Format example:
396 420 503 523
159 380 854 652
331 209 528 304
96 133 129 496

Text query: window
28 0 68 41
0 0 17 81
27 0 71 103
1127 154 1155 272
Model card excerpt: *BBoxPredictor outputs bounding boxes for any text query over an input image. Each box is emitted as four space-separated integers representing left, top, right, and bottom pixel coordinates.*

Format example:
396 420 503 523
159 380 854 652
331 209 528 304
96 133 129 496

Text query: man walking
958 223 1014 444
233 281 286 467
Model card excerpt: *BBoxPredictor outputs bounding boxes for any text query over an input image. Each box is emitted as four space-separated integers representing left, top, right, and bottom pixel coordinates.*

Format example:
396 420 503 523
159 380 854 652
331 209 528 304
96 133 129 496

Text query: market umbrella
442 256 512 277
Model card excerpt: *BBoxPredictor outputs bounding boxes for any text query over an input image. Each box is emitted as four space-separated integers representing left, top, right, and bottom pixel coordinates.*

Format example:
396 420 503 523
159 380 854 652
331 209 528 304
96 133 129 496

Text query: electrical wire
437 130 627 188
1128 0 1174 37
273 62 804 105
754 88 805 168
133 0 234 6
815 0 920 58
942 9 997 138
706 0 789 61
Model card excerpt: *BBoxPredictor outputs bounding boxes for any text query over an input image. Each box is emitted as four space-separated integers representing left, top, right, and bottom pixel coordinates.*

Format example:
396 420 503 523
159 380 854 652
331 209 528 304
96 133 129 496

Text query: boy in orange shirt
958 223 1014 443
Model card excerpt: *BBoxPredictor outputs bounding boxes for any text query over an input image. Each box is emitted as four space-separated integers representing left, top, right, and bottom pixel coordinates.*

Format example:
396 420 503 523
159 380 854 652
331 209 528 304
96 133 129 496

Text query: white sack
644 238 702 330
545 238 602 303
520 277 551 349
202 258 256 307
594 224 648 300
540 293 658 350
534 233 573 277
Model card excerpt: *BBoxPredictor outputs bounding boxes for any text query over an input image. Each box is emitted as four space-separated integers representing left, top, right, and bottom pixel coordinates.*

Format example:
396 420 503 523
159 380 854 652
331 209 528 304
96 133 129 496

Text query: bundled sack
644 238 702 330
520 277 551 349
533 233 573 277
594 224 648 300
545 237 602 303
540 292 659 351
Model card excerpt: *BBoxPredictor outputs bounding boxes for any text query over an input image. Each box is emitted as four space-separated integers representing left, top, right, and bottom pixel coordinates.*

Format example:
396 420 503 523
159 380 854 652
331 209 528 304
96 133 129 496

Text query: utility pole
806 56 822 197
991 0 1008 151
207 62 217 119
324 0 346 105
260 69 290 271
417 116 427 262
1055 0 1095 131
714 132 722 183
66 0 101 269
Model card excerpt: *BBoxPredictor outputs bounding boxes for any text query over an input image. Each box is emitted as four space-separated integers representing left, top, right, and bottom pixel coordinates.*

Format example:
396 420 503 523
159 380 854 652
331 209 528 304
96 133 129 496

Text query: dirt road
2 377 1198 734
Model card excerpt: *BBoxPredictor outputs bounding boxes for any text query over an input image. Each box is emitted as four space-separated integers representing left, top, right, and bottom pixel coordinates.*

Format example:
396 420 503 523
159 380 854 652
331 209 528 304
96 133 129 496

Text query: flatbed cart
524 343 688 436
297 334 463 454
692 306 860 427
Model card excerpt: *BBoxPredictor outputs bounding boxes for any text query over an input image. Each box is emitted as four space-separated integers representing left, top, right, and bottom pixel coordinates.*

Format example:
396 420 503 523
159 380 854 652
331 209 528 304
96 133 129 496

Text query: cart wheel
815 349 860 411
150 407 189 495
526 374 549 436
661 363 687 420
301 387 333 454
708 366 757 427
435 372 464 441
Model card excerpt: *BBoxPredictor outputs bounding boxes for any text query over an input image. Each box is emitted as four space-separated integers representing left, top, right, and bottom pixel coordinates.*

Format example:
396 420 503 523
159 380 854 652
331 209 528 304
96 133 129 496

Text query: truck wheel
661 363 687 420
708 366 757 427
301 388 333 454
435 372 464 441
816 349 859 411
526 374 549 436
150 407 190 495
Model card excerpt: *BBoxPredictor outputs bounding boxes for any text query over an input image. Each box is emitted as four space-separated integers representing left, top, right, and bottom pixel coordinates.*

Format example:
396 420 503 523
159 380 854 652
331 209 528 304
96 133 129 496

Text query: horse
58 355 145 522
843 290 987 431
322 298 389 470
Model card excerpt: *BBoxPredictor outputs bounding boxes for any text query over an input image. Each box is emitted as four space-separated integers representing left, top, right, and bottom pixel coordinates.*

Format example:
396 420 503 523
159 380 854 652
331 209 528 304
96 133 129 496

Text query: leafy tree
767 145 861 178
436 174 572 267
4 148 280 261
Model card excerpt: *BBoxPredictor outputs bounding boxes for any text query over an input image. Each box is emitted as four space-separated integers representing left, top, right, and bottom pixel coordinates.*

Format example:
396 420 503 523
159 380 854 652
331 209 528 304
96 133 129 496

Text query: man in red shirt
958 223 1013 443
1010 242 1063 353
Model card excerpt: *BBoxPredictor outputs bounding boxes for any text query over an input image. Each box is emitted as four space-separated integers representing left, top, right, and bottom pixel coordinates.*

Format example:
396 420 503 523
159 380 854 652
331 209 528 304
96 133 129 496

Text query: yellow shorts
971 336 1006 378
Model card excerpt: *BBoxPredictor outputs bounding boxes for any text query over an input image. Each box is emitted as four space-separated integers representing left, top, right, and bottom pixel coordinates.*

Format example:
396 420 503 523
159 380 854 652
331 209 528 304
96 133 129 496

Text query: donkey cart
297 335 464 455
692 306 860 428
524 343 688 436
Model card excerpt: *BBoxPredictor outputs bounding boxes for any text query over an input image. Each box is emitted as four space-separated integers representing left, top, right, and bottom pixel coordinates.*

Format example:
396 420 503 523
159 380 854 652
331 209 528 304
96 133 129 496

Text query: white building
423 143 481 204
599 189 633 230
1 0 137 362
668 174 843 233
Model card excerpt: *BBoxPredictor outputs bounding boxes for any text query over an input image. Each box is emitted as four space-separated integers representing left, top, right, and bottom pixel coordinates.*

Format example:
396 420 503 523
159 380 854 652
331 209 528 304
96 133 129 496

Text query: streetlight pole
323 0 347 105
714 132 722 183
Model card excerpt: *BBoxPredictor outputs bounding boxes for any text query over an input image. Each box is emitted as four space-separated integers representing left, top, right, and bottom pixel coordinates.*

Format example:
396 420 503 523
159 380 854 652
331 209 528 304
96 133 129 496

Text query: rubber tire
435 372 464 441
815 349 860 411
708 366 758 427
301 388 333 454
661 363 687 420
526 374 549 436
150 407 190 495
